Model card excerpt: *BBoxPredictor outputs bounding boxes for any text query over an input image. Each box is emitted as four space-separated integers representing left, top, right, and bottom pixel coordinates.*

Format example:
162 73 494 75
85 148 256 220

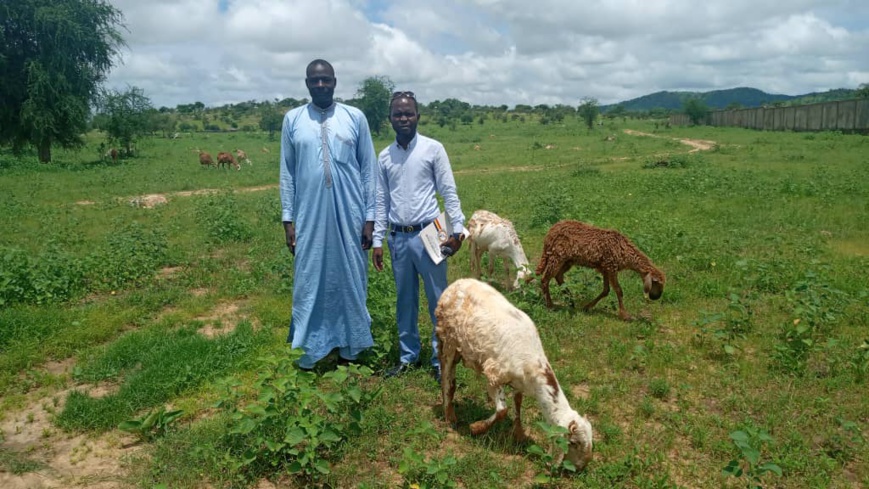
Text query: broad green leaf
284 427 305 445
245 404 268 416
230 418 257 435
729 431 749 442
118 420 142 432
527 445 546 456
533 474 551 484
758 462 783 476
313 458 330 474
264 440 284 452
744 447 760 465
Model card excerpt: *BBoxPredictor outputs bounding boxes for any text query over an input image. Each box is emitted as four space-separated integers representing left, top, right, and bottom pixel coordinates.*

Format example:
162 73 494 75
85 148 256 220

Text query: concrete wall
671 98 869 132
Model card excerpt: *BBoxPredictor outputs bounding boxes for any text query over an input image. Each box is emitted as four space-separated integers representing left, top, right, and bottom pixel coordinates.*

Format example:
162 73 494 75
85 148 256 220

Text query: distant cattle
217 151 240 171
196 149 214 168
105 147 119 164
235 149 252 165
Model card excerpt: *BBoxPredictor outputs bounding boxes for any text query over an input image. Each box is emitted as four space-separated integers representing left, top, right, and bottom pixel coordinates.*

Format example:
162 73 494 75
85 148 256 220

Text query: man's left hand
361 221 374 250
440 234 463 256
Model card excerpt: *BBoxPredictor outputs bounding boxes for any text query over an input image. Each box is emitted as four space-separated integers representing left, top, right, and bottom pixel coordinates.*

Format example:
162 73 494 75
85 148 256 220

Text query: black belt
390 222 430 233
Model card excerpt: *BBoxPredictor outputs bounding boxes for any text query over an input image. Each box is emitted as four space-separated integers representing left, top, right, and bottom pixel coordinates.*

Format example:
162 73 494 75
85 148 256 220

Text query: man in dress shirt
279 59 377 370
372 91 465 382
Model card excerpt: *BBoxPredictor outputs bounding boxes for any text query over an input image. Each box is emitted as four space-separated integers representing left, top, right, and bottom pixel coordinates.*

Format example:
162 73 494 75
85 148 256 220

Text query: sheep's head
564 413 594 471
515 264 532 288
643 269 666 301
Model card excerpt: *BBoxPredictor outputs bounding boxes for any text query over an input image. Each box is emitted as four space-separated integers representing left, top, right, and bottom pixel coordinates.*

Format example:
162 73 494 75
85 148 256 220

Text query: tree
857 83 869 99
353 76 394 135
608 104 627 120
578 97 599 131
683 98 710 125
95 86 153 155
0 0 125 162
259 105 284 140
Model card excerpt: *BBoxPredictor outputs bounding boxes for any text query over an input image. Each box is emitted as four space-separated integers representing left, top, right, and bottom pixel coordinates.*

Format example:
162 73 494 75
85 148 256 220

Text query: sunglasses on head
391 91 416 100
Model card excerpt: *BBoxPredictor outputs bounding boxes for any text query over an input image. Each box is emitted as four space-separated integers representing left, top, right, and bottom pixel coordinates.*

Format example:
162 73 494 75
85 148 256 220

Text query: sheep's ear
568 419 578 434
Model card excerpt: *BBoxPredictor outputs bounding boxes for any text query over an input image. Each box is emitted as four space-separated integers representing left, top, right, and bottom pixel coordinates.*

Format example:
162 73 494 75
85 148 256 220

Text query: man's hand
361 221 374 250
372 247 384 271
440 233 463 257
283 222 296 255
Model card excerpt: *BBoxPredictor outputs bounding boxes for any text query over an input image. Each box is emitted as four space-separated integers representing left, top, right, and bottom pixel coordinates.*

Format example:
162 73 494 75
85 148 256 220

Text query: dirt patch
156 266 183 280
570 383 591 401
830 238 868 257
194 302 252 337
42 359 76 377
454 162 573 175
0 387 140 488
75 184 279 208
622 129 717 154
128 194 168 208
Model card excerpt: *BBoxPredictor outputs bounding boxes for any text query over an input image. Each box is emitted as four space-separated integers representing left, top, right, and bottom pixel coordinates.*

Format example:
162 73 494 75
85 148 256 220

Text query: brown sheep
217 151 240 171
197 149 214 168
534 220 665 320
105 147 118 164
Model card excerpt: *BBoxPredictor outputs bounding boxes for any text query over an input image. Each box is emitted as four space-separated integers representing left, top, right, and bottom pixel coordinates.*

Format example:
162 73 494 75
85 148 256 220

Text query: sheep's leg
487 253 496 278
541 274 554 308
511 392 526 442
470 384 507 435
610 274 633 321
583 271 611 312
541 258 562 308
469 241 480 278
504 261 514 290
439 345 459 427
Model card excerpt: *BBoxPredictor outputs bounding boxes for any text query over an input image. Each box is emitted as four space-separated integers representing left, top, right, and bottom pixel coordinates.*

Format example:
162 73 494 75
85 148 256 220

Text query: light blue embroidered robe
280 102 376 368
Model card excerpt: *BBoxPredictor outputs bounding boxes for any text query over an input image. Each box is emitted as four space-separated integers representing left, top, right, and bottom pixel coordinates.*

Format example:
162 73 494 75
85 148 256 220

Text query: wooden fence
669 98 869 132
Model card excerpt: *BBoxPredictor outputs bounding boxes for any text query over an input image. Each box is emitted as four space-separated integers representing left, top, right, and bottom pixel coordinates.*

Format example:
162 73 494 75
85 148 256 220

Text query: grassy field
0 116 867 488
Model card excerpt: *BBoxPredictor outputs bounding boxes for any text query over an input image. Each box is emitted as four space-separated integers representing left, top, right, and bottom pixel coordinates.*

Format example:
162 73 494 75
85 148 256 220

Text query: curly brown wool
534 220 665 320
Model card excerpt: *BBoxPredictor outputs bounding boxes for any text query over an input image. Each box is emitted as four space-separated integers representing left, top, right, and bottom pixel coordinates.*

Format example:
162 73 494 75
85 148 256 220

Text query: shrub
87 221 169 291
216 348 380 485
0 245 85 305
196 191 253 243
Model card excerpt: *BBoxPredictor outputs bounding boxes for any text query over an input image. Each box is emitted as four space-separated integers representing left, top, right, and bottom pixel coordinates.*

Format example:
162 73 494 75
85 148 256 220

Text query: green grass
0 117 867 488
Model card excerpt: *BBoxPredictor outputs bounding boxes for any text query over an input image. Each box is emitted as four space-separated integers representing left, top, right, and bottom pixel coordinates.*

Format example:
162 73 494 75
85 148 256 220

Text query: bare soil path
622 129 716 152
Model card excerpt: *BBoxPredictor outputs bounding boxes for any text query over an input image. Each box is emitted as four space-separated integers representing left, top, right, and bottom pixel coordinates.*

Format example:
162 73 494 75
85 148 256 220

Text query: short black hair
306 59 334 77
389 91 419 113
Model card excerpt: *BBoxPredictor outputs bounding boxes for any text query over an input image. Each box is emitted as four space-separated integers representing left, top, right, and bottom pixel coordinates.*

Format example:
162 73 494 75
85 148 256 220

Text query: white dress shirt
373 133 465 248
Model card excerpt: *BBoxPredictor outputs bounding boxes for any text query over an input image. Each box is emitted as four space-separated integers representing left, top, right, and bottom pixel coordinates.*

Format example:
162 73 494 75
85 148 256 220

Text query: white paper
419 212 453 265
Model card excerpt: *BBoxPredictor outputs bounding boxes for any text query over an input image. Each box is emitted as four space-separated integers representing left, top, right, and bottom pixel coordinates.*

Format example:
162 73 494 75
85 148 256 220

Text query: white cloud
103 0 869 108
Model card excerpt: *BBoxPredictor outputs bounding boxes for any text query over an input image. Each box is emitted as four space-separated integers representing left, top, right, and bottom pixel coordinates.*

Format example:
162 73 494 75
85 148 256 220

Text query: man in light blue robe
280 59 377 369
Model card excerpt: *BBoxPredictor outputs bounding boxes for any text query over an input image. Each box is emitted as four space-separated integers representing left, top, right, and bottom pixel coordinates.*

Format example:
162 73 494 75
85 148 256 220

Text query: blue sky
105 0 869 108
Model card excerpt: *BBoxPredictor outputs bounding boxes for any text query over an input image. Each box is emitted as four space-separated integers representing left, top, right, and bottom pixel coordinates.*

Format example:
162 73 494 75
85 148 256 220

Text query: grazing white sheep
436 278 593 470
467 210 531 290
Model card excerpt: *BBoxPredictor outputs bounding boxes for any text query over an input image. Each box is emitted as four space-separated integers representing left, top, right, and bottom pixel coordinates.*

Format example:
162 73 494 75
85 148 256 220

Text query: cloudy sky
104 0 869 109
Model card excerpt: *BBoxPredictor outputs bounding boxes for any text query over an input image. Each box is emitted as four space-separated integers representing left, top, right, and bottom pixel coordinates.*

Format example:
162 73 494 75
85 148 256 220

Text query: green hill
602 87 793 112
602 86 859 113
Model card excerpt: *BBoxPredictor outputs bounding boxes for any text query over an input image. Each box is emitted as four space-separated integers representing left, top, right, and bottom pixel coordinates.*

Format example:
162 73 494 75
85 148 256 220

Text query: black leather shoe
430 365 441 384
337 357 357 367
384 361 421 378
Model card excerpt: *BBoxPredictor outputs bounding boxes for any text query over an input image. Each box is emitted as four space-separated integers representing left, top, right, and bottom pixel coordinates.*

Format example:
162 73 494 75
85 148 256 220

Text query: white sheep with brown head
436 278 593 470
